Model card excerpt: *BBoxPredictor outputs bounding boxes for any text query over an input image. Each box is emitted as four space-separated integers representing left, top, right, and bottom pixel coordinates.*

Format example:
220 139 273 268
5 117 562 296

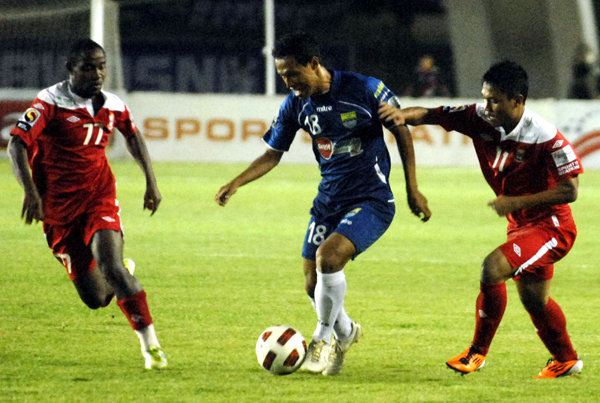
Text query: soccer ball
256 325 307 375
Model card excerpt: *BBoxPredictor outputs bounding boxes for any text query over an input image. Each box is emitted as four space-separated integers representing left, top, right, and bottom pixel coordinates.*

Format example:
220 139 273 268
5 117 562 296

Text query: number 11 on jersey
82 123 105 145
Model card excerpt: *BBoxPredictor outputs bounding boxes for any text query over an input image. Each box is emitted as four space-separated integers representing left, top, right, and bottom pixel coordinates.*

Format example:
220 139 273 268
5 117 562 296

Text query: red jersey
431 104 584 227
10 81 137 225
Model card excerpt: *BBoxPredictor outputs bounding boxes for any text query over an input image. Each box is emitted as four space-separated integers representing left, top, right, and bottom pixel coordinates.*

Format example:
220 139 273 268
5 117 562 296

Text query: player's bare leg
516 275 582 378
91 229 167 369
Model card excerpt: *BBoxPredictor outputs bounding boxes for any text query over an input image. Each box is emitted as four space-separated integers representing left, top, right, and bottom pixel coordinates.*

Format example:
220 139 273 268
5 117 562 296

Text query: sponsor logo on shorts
316 137 334 159
102 216 116 222
513 243 522 257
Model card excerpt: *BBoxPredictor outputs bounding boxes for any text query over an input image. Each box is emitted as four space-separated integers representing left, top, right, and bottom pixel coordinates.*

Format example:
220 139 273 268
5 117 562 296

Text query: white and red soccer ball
256 325 307 375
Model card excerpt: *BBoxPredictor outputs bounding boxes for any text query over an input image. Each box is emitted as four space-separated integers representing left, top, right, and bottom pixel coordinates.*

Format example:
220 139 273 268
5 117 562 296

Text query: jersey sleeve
262 94 300 152
545 131 584 180
10 97 54 147
429 104 479 137
366 78 400 110
114 104 137 138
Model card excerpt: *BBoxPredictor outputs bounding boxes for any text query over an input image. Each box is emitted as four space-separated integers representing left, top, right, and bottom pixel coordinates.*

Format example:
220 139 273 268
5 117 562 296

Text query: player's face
275 56 320 99
69 48 106 98
481 82 521 129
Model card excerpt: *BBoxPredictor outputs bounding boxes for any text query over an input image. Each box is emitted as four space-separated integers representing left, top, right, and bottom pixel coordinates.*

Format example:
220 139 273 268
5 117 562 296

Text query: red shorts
499 214 577 280
43 204 122 281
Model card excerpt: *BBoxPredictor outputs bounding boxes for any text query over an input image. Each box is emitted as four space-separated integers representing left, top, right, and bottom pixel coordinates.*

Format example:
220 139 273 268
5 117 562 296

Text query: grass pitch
1 159 599 402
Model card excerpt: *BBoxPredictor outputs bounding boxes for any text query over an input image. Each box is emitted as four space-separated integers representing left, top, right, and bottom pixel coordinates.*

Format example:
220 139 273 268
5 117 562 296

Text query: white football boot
143 346 168 370
323 322 363 376
300 339 332 373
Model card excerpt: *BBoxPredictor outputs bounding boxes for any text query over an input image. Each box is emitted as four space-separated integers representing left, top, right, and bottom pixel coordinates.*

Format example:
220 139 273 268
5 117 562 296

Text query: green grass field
1 159 599 402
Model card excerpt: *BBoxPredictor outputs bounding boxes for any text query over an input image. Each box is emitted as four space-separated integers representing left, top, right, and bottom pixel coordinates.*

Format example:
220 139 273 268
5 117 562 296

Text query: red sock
527 298 577 362
117 290 153 331
472 282 507 355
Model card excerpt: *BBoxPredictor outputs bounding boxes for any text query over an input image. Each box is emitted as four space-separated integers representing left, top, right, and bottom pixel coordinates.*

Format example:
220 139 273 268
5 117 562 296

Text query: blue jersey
263 70 397 209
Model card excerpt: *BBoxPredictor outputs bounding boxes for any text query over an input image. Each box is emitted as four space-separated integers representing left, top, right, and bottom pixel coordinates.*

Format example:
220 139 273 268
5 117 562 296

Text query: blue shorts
301 200 395 261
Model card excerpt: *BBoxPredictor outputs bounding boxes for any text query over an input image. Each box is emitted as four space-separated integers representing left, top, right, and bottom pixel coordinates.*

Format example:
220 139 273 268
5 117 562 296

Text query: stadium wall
1 91 600 169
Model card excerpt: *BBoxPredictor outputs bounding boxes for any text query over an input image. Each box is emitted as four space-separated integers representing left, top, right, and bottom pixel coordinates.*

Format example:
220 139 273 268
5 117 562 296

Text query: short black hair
67 39 104 71
483 61 529 102
272 32 320 66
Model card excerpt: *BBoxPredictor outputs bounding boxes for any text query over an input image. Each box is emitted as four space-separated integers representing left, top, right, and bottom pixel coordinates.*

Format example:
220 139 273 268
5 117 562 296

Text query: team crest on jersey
316 137 334 159
515 148 527 162
16 108 41 132
341 111 357 129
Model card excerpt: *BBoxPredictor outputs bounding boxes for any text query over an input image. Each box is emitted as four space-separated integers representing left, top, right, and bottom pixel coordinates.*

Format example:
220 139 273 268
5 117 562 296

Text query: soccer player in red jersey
8 39 167 370
379 61 583 378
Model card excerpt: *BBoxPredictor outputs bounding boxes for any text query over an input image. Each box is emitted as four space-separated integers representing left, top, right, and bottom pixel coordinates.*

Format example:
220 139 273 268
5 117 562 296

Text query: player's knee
481 249 512 284
315 247 346 273
81 294 110 310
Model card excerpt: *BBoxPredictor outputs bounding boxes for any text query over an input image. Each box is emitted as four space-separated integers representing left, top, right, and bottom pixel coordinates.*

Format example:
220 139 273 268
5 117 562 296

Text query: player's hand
21 189 44 225
144 184 162 216
408 190 431 222
215 183 238 207
378 102 406 127
487 196 518 217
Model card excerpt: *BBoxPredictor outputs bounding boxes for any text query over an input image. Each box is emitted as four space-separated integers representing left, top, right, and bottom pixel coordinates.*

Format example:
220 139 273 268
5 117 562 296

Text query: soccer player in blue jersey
215 32 431 375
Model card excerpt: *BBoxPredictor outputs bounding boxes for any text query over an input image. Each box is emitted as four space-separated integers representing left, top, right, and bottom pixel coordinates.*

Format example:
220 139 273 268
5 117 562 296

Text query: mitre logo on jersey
341 111 357 129
316 105 332 112
316 137 334 159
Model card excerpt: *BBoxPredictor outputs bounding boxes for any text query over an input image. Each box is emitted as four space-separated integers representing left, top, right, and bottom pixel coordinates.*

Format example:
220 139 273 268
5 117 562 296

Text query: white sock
333 307 353 341
135 324 160 352
313 270 347 344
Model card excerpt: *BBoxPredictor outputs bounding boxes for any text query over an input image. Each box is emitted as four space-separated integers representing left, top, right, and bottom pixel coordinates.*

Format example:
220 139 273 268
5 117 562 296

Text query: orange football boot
446 346 486 374
534 358 583 378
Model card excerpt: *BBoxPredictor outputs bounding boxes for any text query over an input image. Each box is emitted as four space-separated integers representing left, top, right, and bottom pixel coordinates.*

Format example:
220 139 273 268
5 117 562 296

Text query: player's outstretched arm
488 177 579 217
125 130 161 215
378 103 436 127
215 148 283 207
389 124 431 222
7 135 44 224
